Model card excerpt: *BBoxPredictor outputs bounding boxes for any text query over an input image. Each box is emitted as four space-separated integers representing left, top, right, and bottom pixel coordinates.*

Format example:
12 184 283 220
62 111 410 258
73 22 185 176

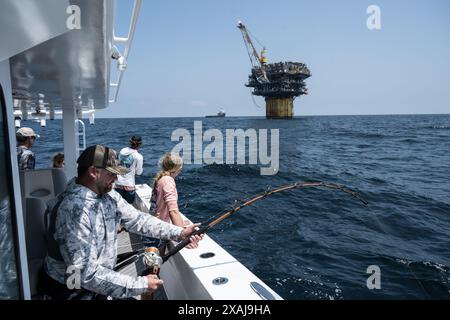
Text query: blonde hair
153 152 183 188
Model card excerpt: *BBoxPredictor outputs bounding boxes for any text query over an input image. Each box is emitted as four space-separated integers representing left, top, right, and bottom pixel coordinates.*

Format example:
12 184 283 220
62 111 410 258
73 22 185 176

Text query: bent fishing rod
115 181 368 272
162 181 368 263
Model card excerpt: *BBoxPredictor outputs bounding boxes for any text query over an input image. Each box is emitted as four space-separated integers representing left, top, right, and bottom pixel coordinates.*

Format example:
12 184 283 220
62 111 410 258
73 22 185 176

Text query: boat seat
19 168 67 204
19 169 67 298
24 197 47 298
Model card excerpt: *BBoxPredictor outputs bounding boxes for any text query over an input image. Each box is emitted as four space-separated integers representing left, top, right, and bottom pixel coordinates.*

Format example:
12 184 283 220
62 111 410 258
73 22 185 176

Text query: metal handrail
109 0 142 103
75 119 86 155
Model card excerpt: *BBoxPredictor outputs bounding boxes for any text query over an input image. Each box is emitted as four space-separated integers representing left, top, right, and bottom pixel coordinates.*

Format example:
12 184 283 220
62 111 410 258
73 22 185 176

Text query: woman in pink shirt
152 152 185 227
142 153 192 250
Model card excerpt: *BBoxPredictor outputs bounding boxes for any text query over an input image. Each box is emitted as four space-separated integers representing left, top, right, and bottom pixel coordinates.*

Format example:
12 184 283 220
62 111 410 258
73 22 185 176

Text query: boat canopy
6 0 114 112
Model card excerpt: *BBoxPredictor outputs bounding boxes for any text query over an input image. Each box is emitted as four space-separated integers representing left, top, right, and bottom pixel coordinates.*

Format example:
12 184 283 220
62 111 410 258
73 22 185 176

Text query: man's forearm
123 210 183 241
81 264 148 298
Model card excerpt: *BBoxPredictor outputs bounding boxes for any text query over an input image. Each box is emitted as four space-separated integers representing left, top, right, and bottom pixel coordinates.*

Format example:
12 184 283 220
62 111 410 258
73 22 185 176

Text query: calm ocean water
30 114 450 299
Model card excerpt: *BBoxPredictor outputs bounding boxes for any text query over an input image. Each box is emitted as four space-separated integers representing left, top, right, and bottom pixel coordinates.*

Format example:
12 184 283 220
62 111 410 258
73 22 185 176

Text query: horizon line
93 112 450 119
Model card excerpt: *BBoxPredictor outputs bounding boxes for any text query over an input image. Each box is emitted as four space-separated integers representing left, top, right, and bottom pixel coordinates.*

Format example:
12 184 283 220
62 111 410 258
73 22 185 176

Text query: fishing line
161 181 368 263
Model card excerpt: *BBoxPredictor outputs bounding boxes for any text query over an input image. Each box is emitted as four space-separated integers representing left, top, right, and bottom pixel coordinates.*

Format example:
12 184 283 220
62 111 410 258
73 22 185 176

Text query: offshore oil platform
238 21 311 119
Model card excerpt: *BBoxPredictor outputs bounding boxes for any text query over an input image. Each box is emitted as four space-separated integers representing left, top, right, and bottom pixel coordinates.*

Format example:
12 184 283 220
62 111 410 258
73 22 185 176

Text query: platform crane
237 21 269 83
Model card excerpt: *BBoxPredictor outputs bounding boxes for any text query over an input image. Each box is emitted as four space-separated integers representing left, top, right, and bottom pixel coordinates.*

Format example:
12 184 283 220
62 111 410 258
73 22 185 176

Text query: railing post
63 108 77 180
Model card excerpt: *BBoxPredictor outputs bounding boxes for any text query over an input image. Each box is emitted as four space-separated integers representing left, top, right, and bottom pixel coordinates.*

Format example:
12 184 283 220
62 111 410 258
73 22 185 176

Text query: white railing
109 0 142 103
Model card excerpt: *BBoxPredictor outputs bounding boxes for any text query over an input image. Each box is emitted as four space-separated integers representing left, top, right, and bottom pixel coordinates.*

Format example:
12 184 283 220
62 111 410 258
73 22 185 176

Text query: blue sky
98 0 450 118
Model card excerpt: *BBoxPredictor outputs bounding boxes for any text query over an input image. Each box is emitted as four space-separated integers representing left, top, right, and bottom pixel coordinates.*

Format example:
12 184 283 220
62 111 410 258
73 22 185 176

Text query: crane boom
237 21 269 83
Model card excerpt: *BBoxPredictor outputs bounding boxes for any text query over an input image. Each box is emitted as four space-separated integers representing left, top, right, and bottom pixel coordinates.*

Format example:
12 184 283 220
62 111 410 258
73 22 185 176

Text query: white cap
16 127 39 138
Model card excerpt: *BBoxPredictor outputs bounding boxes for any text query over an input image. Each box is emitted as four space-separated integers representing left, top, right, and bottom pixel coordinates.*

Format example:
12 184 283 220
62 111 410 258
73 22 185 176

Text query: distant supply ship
206 109 226 118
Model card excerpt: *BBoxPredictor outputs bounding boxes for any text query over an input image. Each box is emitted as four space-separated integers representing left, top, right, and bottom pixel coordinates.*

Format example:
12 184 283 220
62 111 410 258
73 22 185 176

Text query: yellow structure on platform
265 97 294 118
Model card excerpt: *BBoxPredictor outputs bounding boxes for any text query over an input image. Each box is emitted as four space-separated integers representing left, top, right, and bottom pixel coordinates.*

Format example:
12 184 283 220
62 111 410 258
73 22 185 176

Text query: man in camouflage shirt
43 145 202 299
16 127 38 170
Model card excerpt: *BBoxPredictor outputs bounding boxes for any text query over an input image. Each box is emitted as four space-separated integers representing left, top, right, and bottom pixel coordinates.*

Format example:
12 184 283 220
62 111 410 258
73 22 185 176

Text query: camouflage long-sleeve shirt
16 146 35 170
44 178 183 299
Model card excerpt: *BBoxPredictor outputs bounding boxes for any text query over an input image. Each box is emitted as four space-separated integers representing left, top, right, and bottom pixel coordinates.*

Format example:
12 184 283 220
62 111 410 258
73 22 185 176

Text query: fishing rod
116 181 367 274
161 181 368 263
114 248 146 271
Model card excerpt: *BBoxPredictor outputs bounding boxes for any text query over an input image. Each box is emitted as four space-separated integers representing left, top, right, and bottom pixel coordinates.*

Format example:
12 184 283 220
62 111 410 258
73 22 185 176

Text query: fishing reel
142 247 163 275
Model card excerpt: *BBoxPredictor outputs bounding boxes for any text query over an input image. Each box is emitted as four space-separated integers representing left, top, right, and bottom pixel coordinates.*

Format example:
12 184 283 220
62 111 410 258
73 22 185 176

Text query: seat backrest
24 197 47 297
19 168 67 204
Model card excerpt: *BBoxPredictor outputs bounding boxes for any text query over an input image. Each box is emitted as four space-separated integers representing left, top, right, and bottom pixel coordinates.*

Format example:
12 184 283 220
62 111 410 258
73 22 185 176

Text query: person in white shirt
114 135 143 204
